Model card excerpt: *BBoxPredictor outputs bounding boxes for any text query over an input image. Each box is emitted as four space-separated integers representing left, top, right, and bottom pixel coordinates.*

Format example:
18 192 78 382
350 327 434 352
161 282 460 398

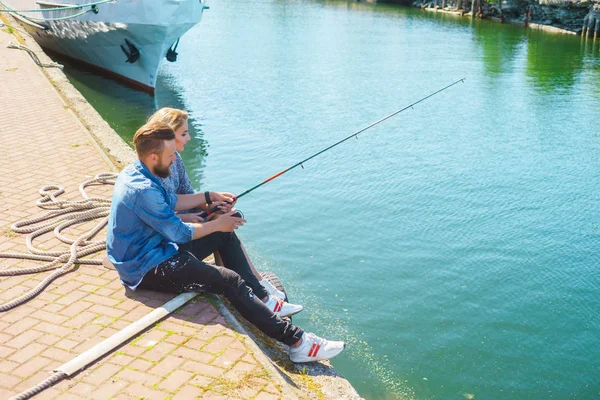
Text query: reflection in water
61 61 154 138
35 20 128 40
472 20 525 76
525 30 585 92
44 20 127 40
61 59 208 188
315 0 596 93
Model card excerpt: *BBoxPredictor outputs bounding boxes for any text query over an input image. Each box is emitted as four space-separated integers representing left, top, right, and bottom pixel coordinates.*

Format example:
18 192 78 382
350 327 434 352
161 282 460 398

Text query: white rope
0 173 117 312
7 41 63 69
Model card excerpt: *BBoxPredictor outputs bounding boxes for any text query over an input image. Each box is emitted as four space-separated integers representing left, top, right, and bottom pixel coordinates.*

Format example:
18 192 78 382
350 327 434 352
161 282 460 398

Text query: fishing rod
235 78 465 200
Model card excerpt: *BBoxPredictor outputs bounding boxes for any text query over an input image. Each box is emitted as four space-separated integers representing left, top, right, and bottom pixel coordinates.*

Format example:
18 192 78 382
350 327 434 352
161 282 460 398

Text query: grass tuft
297 373 326 400
1 227 18 238
209 368 271 397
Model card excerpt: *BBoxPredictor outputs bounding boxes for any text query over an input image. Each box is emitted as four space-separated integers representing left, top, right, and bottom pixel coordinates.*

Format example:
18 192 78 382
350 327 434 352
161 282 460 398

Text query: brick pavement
0 27 283 399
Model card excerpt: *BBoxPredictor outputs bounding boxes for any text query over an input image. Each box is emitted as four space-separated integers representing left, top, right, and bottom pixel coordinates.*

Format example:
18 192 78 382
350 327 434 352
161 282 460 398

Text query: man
107 121 344 363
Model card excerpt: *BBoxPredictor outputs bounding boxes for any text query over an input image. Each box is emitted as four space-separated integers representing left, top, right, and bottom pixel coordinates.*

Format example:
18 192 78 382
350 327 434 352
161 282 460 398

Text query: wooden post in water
582 14 589 37
594 19 599 40
499 0 503 22
524 6 532 27
471 0 476 17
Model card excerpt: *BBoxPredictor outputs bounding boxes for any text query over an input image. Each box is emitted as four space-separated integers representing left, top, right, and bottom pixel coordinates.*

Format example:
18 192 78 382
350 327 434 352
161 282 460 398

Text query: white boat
1 0 207 93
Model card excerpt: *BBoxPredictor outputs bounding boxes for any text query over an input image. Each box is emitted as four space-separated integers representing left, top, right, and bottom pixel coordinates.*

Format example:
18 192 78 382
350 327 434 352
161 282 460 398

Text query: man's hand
179 213 206 223
212 210 246 232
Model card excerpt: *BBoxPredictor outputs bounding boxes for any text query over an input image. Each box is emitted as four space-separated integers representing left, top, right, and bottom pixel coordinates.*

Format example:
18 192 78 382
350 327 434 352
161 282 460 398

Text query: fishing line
235 78 465 200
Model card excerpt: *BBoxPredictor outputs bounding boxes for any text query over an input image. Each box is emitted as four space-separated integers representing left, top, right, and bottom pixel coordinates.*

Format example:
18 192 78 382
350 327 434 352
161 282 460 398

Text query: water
63 1 600 399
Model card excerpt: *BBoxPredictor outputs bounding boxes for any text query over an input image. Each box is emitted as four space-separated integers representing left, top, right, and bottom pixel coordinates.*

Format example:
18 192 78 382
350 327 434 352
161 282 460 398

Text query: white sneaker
264 295 303 318
260 279 286 299
289 332 345 363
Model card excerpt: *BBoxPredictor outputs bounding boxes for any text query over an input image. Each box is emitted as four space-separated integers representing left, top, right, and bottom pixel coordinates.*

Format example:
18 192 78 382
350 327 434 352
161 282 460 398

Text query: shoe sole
278 306 303 318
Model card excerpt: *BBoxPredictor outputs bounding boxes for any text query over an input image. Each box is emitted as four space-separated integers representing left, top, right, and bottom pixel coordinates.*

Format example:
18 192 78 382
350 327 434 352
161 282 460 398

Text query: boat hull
2 0 205 93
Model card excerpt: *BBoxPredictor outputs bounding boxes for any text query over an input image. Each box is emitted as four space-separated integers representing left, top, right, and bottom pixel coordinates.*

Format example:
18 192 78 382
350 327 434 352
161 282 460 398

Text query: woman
147 108 290 308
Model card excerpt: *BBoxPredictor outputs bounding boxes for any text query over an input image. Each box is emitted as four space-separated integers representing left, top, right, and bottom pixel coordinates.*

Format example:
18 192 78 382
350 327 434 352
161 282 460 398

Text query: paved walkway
0 27 283 399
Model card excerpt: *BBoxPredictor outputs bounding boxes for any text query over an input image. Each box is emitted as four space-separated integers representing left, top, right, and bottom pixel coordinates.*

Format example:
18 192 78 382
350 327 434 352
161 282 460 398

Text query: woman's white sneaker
264 295 303 318
289 332 345 363
260 279 286 299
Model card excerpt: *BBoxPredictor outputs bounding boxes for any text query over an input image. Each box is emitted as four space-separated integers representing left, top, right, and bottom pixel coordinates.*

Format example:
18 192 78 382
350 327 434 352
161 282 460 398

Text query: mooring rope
0 173 117 312
0 0 114 22
11 8 97 22
7 41 63 69
10 372 68 400
0 0 114 14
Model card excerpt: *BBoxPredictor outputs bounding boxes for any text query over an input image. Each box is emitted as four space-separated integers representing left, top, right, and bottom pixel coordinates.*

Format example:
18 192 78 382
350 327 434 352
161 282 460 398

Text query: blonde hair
147 107 189 131
133 122 175 158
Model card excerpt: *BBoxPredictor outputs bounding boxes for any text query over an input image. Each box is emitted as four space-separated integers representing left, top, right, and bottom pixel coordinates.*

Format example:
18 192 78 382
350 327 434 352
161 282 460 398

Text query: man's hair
133 122 175 158
147 107 189 131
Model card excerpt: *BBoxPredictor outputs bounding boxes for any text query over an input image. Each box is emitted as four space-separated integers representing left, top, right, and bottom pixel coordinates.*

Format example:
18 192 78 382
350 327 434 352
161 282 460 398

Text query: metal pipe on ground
9 292 198 400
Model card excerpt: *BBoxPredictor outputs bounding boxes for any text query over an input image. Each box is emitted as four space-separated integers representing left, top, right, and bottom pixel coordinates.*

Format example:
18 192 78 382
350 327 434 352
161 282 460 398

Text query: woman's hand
210 192 237 207
179 213 206 223
205 201 230 215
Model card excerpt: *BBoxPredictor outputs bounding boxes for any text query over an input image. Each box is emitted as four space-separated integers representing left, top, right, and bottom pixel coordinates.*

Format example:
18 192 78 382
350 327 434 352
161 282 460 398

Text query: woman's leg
206 211 263 280
215 242 263 275
180 232 268 299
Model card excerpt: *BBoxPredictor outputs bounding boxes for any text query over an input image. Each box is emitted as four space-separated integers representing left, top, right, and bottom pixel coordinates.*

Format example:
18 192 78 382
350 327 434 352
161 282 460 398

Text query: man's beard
154 160 171 178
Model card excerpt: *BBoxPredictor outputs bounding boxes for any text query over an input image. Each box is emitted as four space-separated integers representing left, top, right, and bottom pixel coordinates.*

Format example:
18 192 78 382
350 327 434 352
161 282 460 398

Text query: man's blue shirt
107 159 194 289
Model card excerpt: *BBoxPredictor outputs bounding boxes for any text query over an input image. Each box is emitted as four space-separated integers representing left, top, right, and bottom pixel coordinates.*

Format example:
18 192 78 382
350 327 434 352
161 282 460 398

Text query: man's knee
218 268 257 299
219 267 244 288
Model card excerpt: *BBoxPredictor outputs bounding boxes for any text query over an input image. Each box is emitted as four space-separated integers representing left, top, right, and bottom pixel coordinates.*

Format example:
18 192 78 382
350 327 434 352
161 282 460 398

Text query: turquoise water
64 1 600 399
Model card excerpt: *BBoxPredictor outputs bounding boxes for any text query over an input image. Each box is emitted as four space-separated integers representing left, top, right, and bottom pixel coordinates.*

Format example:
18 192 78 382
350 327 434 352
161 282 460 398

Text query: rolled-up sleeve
166 192 178 210
135 189 193 244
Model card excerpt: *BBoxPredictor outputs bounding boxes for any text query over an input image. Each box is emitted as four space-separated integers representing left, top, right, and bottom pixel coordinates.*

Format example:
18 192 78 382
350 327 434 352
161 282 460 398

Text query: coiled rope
0 173 117 312
7 41 63 69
